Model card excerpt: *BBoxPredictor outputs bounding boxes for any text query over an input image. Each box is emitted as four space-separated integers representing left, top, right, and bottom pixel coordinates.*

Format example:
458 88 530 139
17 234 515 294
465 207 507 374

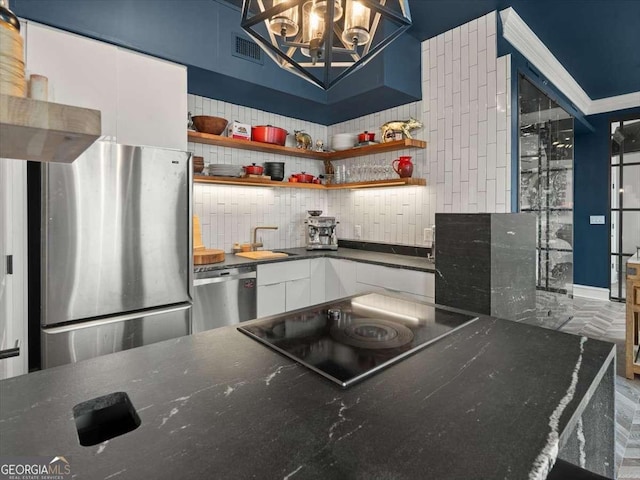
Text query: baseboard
573 284 610 301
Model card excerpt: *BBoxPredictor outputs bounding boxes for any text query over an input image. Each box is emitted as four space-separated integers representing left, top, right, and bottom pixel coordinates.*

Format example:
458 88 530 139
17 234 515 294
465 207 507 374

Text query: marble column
435 213 536 320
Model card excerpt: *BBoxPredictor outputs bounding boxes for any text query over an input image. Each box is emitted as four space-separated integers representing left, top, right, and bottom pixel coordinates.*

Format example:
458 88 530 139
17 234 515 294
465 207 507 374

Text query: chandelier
240 0 412 90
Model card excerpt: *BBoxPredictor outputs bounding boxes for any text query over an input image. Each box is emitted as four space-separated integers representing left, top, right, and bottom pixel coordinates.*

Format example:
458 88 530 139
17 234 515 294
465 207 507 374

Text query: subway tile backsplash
191 11 511 251
189 95 328 251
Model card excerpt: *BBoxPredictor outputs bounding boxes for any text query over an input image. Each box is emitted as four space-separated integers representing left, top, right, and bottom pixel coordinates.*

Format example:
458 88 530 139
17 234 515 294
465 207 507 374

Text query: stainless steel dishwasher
193 266 257 333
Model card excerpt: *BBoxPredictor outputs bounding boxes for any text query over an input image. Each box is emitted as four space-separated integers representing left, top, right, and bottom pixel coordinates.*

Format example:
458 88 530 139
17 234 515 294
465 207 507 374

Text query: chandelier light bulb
268 0 300 37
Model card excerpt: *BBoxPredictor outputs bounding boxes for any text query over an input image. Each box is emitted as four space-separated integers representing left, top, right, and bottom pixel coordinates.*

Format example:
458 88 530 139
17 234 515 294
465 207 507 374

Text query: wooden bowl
192 116 228 135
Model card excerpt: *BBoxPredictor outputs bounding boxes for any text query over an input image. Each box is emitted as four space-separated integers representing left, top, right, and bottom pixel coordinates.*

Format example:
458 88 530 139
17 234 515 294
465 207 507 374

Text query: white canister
28 74 48 101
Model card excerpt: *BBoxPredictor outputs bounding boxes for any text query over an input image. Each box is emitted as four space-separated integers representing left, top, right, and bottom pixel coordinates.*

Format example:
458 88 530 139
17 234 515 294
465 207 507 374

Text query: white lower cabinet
355 263 435 303
257 260 311 317
325 258 363 301
309 258 326 306
285 278 311 311
257 282 286 318
257 257 434 318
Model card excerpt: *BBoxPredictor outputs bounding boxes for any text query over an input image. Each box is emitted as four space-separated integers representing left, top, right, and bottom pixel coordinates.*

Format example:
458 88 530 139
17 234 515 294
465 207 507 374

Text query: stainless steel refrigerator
28 141 192 369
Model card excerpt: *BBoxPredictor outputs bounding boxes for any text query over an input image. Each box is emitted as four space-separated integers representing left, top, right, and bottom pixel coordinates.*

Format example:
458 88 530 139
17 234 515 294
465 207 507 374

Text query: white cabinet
325 258 363 301
355 263 435 303
309 258 326 305
285 278 311 311
116 49 187 150
24 21 187 150
257 257 434 318
0 159 28 380
25 22 118 139
257 260 312 317
257 282 286 318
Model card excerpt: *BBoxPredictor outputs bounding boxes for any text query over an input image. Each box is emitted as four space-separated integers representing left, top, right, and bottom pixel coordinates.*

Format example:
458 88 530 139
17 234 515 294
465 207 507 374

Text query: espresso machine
305 210 338 250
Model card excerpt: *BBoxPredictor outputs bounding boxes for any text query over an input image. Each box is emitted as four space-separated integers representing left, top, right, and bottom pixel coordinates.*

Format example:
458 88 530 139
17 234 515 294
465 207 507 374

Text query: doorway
610 118 640 301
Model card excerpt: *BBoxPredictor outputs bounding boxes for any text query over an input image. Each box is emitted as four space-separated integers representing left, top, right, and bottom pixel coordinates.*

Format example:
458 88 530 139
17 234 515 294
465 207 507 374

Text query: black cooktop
238 293 478 387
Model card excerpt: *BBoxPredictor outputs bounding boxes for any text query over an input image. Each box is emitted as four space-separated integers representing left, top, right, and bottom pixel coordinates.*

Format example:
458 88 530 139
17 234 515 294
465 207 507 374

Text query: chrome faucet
252 226 278 251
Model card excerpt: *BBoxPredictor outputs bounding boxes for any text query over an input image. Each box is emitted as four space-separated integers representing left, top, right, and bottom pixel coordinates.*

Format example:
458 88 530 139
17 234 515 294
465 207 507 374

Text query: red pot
358 131 376 143
252 125 288 146
243 163 264 175
294 172 315 183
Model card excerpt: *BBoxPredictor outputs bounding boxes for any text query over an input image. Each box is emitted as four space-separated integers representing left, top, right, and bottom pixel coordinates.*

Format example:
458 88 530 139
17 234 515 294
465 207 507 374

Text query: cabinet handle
6 255 12 275
0 340 20 360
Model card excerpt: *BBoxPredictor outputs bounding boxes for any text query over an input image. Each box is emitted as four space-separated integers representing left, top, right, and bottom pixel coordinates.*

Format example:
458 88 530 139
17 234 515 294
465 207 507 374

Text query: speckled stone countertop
0 298 614 480
195 247 435 273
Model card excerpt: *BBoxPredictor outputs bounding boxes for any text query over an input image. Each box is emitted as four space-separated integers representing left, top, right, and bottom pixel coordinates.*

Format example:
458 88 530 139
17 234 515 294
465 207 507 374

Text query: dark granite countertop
0 297 614 480
196 247 436 273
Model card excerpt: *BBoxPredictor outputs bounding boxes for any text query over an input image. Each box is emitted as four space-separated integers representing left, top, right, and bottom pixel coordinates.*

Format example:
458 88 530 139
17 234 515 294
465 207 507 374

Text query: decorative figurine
294 130 313 149
380 118 423 142
323 159 335 175
315 139 324 152
188 111 195 131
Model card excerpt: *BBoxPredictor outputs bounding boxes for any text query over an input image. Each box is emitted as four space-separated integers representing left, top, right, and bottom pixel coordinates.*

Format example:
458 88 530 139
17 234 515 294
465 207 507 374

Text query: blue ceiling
12 0 639 124
224 0 640 100
405 0 640 100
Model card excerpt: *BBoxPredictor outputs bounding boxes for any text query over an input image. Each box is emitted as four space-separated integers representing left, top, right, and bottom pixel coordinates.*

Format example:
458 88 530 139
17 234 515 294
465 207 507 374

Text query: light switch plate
354 225 362 239
590 215 605 225
423 227 433 245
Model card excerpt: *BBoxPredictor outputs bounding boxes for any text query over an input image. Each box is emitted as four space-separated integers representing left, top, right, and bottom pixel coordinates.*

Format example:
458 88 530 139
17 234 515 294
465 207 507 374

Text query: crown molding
588 91 640 115
500 7 640 116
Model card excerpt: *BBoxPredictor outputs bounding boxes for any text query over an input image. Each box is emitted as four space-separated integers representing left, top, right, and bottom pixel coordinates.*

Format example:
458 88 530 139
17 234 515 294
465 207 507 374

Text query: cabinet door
257 260 310 286
309 258 326 306
356 263 435 300
325 259 360 300
257 283 286 318
116 49 187 150
285 278 310 312
25 22 118 139
0 159 28 379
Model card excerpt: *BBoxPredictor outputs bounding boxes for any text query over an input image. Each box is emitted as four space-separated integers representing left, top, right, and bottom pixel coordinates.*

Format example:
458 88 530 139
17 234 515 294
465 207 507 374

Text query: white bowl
331 133 357 151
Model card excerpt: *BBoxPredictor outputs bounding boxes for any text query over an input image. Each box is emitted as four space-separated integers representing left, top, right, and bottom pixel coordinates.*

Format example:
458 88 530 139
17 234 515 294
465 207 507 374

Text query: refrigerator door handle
0 340 20 360
43 304 191 335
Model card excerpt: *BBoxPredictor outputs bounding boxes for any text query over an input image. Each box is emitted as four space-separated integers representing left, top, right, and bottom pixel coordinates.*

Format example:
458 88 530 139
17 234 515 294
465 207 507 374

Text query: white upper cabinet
25 22 118 139
24 21 186 150
116 49 186 150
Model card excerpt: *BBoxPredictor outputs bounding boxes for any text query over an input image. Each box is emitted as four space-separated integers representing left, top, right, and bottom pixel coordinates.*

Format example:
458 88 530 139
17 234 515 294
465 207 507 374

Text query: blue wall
497 16 640 290
574 107 640 289
13 0 421 125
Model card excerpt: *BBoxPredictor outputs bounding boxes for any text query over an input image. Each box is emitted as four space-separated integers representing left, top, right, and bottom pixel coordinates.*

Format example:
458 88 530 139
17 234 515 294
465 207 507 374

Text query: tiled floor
522 292 640 480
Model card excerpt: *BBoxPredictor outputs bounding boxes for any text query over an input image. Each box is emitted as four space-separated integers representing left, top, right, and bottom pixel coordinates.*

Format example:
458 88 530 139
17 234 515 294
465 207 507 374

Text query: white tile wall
191 11 512 250
189 94 328 251
422 11 512 214
326 101 433 245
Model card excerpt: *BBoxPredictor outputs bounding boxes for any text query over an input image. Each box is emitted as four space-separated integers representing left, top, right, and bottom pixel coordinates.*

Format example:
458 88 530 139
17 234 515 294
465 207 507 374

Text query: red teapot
392 156 413 178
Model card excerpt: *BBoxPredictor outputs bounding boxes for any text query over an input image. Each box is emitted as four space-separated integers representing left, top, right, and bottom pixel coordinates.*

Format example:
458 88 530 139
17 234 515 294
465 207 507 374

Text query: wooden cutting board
193 215 225 264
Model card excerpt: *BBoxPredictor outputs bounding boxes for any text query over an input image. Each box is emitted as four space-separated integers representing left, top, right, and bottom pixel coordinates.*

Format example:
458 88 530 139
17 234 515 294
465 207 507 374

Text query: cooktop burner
238 293 478 388
330 319 414 349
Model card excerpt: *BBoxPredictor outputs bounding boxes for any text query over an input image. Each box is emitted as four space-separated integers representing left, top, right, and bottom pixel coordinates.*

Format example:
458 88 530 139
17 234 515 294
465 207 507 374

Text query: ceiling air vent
232 33 263 65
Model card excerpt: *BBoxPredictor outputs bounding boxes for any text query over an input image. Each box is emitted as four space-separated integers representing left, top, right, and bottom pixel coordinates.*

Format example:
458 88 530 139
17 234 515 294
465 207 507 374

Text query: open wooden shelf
188 131 426 161
194 175 426 190
0 94 101 163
